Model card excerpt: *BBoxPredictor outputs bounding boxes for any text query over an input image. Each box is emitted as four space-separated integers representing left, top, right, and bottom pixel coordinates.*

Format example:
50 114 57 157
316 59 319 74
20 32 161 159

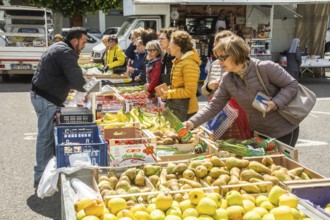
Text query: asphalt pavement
0 74 330 219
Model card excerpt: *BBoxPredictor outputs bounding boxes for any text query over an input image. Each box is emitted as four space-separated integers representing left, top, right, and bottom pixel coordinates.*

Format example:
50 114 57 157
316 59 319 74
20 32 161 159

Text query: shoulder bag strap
255 61 271 97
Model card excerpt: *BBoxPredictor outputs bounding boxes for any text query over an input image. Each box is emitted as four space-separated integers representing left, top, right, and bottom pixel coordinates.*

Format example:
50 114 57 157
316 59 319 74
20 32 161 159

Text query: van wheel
2 74 9 82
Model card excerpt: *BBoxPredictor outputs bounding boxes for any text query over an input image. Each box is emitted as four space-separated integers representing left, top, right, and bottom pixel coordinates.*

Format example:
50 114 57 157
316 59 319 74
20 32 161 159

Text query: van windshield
116 18 136 38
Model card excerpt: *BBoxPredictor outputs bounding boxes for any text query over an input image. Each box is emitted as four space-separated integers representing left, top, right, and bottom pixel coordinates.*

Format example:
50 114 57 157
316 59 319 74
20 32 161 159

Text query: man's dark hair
66 27 87 41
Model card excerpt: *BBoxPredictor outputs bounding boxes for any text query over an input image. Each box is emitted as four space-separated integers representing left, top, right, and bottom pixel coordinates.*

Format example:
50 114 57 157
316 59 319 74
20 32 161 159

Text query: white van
91 16 162 62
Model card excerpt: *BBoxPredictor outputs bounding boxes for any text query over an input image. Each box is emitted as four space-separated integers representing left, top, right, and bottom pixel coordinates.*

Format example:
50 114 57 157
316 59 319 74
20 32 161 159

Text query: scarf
145 57 161 83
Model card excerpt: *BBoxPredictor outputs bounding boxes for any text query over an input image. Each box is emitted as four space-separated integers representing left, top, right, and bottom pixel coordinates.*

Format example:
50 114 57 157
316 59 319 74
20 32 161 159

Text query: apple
189 189 206 205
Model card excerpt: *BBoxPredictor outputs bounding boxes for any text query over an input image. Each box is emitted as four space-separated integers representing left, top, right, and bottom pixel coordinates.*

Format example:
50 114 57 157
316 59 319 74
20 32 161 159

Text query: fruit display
74 185 316 220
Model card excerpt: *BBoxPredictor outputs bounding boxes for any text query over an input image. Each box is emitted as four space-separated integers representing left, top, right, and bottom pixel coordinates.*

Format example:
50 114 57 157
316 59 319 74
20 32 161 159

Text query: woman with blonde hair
160 30 201 121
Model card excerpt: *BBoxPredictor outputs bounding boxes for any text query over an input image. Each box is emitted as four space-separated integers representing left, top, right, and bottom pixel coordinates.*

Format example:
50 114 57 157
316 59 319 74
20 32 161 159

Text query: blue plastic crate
55 125 108 168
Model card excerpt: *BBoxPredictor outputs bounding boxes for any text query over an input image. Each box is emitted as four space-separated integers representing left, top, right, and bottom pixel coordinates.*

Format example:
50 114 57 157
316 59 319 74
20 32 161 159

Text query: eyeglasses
216 54 230 62
146 49 156 52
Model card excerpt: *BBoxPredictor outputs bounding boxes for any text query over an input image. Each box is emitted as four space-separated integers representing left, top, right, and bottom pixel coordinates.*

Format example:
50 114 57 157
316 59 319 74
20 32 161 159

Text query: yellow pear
226 206 245 220
182 208 199 219
213 208 228 220
155 192 173 211
108 198 127 215
134 211 151 220
196 198 217 216
261 214 275 220
117 209 134 219
259 201 275 212
278 193 299 209
150 209 166 220
243 199 256 213
243 211 262 220
189 189 206 205
270 206 293 220
252 207 268 217
226 190 243 206
242 194 256 204
206 192 222 208
255 195 269 207
268 186 287 206
179 200 195 212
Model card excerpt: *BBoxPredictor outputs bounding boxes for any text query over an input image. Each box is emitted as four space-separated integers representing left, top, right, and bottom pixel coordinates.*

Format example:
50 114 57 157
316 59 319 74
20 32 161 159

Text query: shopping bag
203 104 238 140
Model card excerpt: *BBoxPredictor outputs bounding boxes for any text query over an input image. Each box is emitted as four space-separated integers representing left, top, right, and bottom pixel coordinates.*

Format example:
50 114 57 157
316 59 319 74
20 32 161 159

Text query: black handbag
166 98 190 122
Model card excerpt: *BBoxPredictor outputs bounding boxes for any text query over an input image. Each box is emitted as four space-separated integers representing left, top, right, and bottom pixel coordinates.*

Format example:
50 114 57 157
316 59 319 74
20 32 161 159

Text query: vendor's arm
58 50 86 92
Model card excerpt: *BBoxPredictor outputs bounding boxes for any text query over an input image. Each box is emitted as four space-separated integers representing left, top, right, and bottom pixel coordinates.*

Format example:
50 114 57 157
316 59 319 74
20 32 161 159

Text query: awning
134 0 330 5
252 5 303 19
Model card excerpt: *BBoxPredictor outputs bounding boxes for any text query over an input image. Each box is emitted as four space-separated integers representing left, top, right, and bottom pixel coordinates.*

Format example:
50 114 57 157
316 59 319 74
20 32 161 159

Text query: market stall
44 82 330 220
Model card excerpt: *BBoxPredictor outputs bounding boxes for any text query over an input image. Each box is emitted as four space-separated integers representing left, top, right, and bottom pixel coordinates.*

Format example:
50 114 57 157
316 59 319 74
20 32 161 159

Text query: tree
27 0 122 17
27 0 122 34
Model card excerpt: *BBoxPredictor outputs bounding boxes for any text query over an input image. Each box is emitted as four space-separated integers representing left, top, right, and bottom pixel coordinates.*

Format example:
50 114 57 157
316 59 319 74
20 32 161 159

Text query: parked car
86 27 102 39
103 27 120 35
61 28 101 54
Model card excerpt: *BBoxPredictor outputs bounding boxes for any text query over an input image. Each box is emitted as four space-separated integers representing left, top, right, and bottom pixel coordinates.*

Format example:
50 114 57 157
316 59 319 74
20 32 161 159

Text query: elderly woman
160 30 201 121
143 40 162 98
185 35 300 147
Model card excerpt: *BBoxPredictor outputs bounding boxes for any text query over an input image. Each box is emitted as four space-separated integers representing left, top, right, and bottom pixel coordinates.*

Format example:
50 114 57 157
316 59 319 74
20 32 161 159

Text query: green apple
213 208 228 220
196 198 217 216
150 209 166 220
206 192 222 208
179 200 195 212
226 190 243 206
243 211 261 220
166 207 182 217
189 189 206 205
182 208 199 219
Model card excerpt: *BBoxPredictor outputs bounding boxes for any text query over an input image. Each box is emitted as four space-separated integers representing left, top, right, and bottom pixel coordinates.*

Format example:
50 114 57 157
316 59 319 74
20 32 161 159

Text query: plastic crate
55 125 108 168
58 107 93 125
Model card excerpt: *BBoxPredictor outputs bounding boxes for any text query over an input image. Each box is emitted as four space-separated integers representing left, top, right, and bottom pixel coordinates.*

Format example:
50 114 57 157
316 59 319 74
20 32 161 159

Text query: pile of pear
97 165 163 207
161 156 314 195
154 127 209 145
75 184 312 220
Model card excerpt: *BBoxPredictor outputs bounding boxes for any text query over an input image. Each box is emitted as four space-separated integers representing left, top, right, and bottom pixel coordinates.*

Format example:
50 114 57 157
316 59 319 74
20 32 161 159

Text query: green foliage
28 0 122 17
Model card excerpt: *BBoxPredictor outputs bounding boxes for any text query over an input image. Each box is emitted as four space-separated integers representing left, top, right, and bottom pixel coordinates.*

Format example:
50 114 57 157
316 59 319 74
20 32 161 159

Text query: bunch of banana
103 112 118 123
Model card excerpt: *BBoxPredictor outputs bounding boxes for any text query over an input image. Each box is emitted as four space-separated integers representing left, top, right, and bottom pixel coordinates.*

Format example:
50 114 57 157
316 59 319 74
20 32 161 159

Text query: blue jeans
30 91 59 182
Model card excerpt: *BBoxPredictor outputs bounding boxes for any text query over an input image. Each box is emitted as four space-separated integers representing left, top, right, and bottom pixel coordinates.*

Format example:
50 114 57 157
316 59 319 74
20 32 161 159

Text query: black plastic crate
55 125 108 168
58 107 93 125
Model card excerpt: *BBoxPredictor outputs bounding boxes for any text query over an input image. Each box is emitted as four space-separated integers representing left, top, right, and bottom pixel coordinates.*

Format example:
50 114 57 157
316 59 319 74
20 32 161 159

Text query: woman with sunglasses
143 40 162 98
185 35 300 147
160 30 201 121
201 30 252 140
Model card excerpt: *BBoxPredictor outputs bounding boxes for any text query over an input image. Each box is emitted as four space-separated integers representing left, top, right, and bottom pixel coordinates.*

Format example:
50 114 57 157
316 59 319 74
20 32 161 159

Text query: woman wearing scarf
144 40 162 98
287 38 302 81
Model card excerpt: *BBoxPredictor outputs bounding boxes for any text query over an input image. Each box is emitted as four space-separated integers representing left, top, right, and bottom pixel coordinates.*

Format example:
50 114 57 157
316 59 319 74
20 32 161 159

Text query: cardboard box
107 127 157 167
244 155 326 184
91 92 125 121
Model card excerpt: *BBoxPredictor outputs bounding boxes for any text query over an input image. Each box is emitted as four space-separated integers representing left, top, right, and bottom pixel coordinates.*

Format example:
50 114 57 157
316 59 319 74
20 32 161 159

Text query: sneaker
33 180 39 188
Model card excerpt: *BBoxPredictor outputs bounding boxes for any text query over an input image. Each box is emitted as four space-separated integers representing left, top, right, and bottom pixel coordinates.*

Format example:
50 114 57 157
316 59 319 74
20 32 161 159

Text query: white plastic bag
205 57 212 74
37 157 94 199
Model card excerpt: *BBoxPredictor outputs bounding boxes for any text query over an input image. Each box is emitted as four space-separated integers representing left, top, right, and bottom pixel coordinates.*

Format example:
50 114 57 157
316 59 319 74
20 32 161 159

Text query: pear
149 175 160 187
218 174 230 184
240 180 261 194
210 156 226 167
211 178 227 194
201 161 213 171
249 178 268 193
144 164 162 176
127 186 141 194
263 174 279 185
196 198 217 216
134 169 145 186
268 185 287 206
194 165 208 179
179 178 202 188
155 192 173 211
123 167 137 181
150 209 166 220
288 167 304 177
249 161 271 174
243 211 262 220
173 163 188 174
180 184 193 190
183 169 196 180
108 170 117 178
230 167 241 178
167 162 177 174
166 174 177 180
209 167 229 179
115 179 131 191
188 160 203 169
262 156 273 167
225 157 249 170
272 170 292 181
240 169 264 182
108 176 119 189
300 172 310 180
203 176 214 185
119 175 131 182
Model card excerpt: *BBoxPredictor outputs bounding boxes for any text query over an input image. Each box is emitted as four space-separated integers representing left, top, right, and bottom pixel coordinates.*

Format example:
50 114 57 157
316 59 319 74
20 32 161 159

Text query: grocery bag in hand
204 104 238 140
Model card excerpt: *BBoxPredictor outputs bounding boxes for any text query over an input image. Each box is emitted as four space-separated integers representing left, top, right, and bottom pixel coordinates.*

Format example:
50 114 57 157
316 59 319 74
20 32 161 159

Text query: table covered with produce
48 80 330 220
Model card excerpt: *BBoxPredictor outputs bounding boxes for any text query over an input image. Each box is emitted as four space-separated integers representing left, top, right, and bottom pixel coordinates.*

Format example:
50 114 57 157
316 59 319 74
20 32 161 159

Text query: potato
153 131 164 137
157 140 164 145
155 136 162 141
163 137 174 145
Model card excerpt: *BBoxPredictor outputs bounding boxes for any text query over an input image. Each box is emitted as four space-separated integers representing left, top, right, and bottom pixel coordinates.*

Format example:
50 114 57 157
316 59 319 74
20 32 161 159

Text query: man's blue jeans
30 91 59 182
